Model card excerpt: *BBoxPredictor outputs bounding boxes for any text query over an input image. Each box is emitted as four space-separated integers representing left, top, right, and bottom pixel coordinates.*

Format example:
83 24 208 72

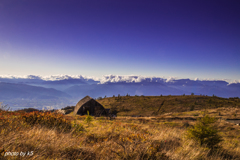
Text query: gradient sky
0 0 239 81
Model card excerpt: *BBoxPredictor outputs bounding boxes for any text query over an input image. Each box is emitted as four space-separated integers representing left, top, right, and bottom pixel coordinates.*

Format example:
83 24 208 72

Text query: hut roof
74 95 95 115
76 95 93 107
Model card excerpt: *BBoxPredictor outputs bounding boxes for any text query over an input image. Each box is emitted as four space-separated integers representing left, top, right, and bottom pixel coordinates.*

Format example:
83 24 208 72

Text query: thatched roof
74 95 94 115
76 95 92 106
74 96 112 117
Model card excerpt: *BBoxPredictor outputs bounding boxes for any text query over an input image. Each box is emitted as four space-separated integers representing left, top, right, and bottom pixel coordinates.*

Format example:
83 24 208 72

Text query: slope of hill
97 95 240 116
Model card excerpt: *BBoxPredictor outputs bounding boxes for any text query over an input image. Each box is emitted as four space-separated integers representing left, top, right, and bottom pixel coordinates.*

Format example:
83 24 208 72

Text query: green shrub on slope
186 115 222 148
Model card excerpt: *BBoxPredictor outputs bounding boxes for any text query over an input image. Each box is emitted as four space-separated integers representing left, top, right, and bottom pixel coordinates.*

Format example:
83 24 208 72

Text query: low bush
190 105 195 111
21 111 84 133
97 97 103 100
84 111 93 126
193 113 199 116
186 115 223 148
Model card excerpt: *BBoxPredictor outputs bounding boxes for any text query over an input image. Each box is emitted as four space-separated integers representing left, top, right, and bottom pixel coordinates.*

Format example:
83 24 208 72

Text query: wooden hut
74 96 107 116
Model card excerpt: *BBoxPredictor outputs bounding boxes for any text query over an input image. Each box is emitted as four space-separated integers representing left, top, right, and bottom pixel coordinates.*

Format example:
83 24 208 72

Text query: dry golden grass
97 95 240 117
1 109 240 160
1 95 240 159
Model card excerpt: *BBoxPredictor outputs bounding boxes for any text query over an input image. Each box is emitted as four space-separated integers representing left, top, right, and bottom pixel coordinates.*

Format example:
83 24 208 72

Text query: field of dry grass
1 112 240 159
97 95 240 117
1 95 240 159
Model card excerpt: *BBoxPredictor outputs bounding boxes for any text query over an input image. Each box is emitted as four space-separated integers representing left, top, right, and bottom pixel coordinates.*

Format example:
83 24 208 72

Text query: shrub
0 111 22 135
98 116 105 123
163 122 179 127
186 115 223 148
183 121 190 128
190 105 195 111
191 93 194 96
21 111 76 132
97 97 102 100
0 102 10 112
233 113 237 117
84 111 93 126
71 121 85 134
110 105 118 116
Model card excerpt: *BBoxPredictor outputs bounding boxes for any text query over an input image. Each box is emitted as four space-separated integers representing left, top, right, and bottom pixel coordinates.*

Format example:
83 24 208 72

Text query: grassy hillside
1 108 240 159
97 95 240 116
1 95 240 159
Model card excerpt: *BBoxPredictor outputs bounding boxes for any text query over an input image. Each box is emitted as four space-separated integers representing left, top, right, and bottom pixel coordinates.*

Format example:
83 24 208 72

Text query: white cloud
0 74 99 81
195 77 200 81
0 75 32 79
165 77 178 83
228 79 240 84
99 75 159 84
0 74 239 85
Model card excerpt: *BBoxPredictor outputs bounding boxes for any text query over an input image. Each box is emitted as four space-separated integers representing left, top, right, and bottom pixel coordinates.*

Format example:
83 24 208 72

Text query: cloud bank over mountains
0 75 100 81
0 74 239 110
0 74 239 84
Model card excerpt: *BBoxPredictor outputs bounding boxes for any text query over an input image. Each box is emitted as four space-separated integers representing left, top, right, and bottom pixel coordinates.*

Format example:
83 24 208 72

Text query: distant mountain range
0 75 239 110
0 82 71 100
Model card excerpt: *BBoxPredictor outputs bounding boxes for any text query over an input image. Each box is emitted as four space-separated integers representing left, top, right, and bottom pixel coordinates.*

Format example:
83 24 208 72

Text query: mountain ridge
0 75 239 110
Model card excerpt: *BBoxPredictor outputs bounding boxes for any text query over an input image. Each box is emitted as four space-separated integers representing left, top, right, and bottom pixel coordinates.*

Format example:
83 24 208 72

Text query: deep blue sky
0 0 239 81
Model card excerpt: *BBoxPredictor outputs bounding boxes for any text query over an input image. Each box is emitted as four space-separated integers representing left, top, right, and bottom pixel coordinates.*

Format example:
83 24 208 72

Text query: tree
109 104 118 119
97 97 102 100
186 115 222 148
110 105 118 115
0 102 9 111
190 105 195 111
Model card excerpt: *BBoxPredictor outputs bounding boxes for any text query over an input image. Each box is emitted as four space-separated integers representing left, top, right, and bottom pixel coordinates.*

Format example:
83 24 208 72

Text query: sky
0 0 240 81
